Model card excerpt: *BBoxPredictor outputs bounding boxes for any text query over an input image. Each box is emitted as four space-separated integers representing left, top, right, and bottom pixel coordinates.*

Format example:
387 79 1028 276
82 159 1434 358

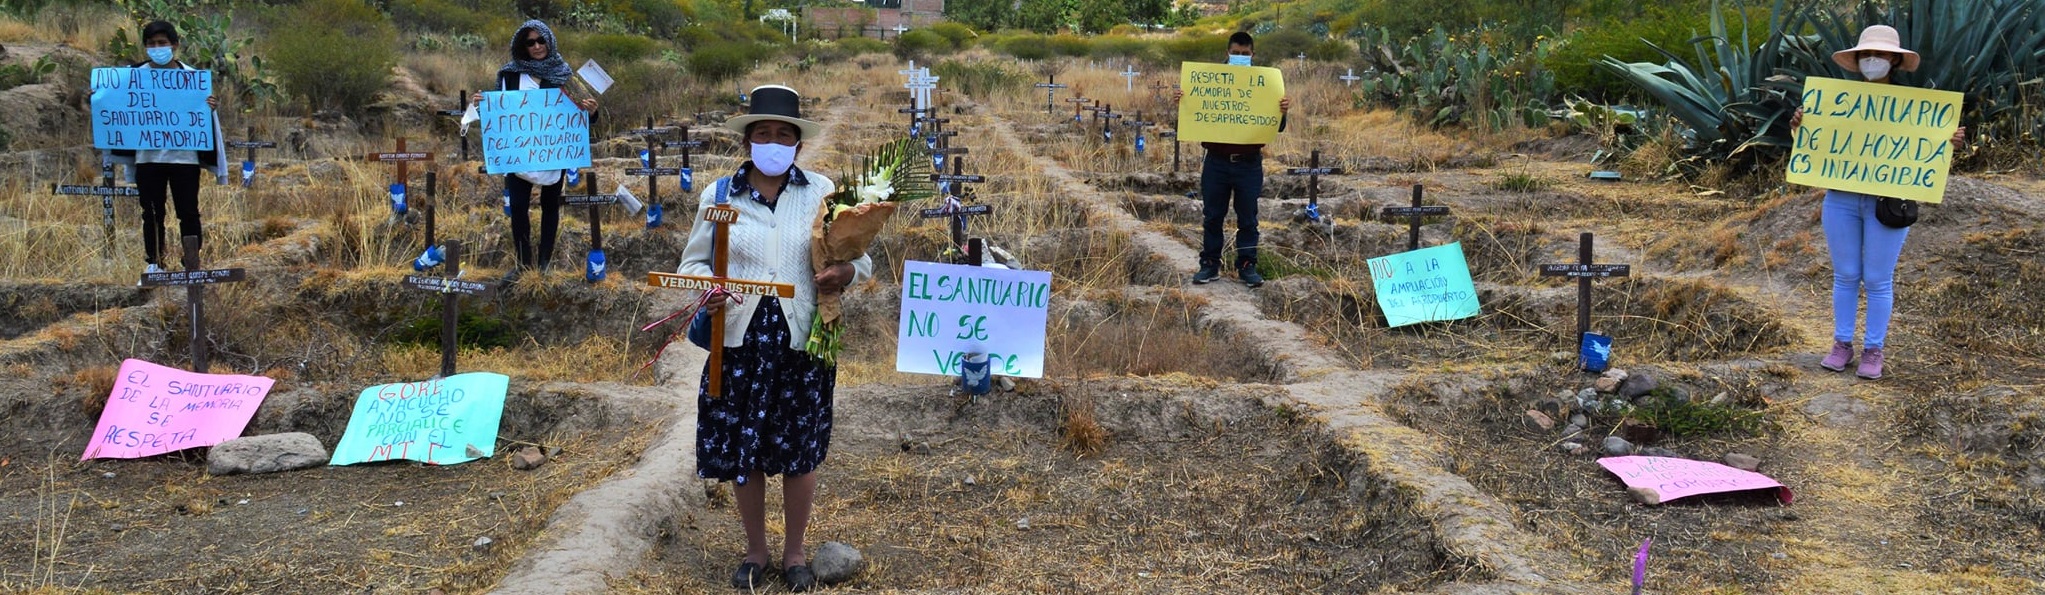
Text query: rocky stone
1639 447 1683 459
472 536 495 552
1601 368 1630 381
1015 517 1031 530
207 433 329 475
1524 410 1557 431
1535 398 1570 419
1603 436 1635 456
510 446 547 470
812 541 865 585
1569 413 1588 427
1559 424 1584 440
963 475 976 486
1594 376 1623 393
1617 372 1659 399
1556 441 1584 454
1802 392 1873 427
1575 388 1599 407
1724 453 1762 471
1708 391 1730 405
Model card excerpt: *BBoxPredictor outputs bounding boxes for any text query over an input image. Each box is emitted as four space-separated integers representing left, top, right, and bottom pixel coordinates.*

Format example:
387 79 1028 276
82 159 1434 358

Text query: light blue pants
1821 190 1910 348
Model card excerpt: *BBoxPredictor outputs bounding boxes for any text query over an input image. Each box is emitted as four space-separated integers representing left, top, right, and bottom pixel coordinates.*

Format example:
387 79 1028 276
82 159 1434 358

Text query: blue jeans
1200 153 1263 266
1821 190 1910 348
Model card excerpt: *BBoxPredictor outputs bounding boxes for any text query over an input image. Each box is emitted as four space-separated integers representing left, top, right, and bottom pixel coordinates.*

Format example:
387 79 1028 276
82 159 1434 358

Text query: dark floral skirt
696 298 835 486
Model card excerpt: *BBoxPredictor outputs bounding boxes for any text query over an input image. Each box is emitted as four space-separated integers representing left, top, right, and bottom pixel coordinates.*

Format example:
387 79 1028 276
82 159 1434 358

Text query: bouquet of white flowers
806 138 936 364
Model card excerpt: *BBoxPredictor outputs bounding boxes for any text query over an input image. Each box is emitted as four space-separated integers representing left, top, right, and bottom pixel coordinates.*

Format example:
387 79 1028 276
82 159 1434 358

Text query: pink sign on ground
1598 456 1793 505
81 359 275 460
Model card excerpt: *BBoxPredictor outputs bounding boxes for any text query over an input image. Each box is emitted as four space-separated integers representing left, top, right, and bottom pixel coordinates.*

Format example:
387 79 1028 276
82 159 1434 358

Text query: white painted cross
904 68 938 112
892 23 909 37
1120 64 1141 93
1340 67 1362 87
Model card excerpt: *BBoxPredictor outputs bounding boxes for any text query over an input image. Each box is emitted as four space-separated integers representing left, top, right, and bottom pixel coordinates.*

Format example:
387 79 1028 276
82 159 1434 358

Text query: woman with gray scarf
471 20 598 274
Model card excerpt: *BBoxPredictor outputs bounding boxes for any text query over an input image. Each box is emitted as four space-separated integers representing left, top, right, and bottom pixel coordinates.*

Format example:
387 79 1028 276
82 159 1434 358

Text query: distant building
807 0 947 39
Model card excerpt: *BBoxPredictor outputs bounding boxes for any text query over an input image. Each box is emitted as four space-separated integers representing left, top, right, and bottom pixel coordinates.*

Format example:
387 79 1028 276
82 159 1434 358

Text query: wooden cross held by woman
646 202 794 397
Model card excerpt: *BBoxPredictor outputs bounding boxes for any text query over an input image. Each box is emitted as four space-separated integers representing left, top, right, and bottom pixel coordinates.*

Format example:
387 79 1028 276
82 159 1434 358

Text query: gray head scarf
500 20 572 87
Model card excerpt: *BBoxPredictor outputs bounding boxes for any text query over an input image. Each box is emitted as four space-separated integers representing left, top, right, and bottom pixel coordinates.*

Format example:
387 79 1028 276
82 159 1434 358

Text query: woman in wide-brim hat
675 84 868 592
1790 24 1964 381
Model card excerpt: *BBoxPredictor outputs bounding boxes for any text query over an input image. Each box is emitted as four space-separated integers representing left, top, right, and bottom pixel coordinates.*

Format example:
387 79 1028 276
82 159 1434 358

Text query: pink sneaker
1856 347 1885 379
1820 341 1853 372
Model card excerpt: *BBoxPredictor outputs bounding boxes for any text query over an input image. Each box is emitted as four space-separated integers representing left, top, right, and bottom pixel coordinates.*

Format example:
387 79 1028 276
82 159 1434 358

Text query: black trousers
505 174 564 269
135 163 203 265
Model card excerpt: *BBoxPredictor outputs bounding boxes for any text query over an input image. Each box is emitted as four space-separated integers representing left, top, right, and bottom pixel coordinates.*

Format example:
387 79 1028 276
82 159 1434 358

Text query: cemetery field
3 39 2045 594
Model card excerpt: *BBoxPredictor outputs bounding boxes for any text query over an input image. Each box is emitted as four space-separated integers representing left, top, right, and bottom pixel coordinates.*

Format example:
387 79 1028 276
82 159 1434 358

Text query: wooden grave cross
627 117 682 227
1066 95 1092 124
1097 106 1122 143
1124 112 1154 155
367 139 434 215
1380 184 1452 251
1158 129 1180 173
434 90 471 162
1120 64 1141 93
1035 74 1067 114
225 126 277 188
50 161 137 258
1148 80 1174 102
412 172 448 270
663 121 707 200
1284 150 1345 224
1339 68 1362 87
562 171 632 282
140 235 247 372
1538 232 1632 366
400 240 498 377
646 203 795 397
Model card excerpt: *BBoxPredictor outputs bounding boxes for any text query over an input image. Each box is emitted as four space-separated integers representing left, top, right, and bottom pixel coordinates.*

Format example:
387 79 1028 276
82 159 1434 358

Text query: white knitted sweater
676 172 874 350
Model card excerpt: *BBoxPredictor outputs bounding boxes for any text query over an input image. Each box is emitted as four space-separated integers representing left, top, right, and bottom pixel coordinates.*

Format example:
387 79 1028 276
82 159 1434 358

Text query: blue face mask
147 46 174 65
1227 54 1253 67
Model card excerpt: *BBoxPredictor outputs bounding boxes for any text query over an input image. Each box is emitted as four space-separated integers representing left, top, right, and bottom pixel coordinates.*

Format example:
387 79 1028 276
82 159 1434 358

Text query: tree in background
266 0 397 116
1016 0 1076 33
945 0 1013 31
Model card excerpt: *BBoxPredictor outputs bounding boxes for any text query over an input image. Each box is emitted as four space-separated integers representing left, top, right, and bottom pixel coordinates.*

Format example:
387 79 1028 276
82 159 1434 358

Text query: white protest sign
577 59 614 95
896 261 1051 378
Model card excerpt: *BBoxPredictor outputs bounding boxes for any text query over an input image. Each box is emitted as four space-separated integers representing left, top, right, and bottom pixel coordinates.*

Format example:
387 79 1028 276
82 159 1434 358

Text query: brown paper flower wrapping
810 201 897 324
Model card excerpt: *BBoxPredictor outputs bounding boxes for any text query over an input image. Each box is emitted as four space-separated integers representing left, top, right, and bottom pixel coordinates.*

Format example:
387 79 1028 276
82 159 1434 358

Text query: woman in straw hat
676 84 869 592
1790 24 1964 380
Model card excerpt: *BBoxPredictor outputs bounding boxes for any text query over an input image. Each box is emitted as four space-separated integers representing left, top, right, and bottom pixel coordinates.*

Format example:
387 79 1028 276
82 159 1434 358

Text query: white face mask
1858 57 1892 81
751 142 798 177
1227 54 1253 67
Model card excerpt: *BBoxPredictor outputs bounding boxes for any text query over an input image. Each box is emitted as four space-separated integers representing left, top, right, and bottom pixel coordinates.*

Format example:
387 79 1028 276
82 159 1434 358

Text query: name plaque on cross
919 204 993 218
52 184 140 197
626 167 683 176
1538 264 1633 278
140 268 247 287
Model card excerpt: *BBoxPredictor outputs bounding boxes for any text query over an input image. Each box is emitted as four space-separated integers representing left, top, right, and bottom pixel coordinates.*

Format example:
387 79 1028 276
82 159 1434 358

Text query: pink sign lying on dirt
82 359 274 460
1598 456 1793 505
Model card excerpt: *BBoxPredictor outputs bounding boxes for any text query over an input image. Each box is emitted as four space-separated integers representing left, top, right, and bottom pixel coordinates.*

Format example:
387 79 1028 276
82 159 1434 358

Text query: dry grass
0 6 124 48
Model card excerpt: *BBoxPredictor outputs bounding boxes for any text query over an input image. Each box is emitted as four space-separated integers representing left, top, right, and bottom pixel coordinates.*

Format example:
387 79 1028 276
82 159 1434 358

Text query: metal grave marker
1120 64 1141 93
139 235 248 372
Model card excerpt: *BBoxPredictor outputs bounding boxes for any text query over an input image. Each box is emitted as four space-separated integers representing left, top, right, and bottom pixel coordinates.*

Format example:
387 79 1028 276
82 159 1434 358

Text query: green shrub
1305 39 1353 62
1545 7 1721 101
1089 35 1157 63
929 21 976 48
578 33 661 64
687 39 757 83
1047 34 1092 57
894 29 950 60
0 55 58 91
267 0 397 115
932 60 1024 98
1254 27 1317 63
600 60 692 135
995 33 1053 60
1158 34 1228 65
387 0 495 33
676 25 718 50
839 36 889 56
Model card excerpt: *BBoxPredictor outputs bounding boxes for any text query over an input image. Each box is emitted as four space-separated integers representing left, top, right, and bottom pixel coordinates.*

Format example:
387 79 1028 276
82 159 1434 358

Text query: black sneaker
1237 263 1264 288
1192 261 1221 284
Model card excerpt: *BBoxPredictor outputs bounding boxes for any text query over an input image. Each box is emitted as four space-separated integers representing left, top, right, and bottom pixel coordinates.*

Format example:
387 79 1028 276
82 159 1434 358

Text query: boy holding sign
471 20 600 274
1787 25 1965 380
1172 31 1290 288
98 21 227 277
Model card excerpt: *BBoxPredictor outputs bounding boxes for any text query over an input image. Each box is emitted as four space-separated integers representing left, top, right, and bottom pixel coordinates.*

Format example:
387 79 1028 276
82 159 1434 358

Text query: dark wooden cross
1124 112 1154 155
401 240 498 377
367 139 434 215
899 105 930 136
225 126 276 189
931 146 970 197
139 235 247 372
1067 96 1092 124
627 117 681 228
1381 184 1452 251
413 172 445 270
1283 150 1345 224
646 202 795 397
1148 80 1173 102
1035 75 1067 114
1538 232 1632 365
663 122 706 202
562 171 628 283
435 90 470 162
1098 106 1123 143
51 162 136 258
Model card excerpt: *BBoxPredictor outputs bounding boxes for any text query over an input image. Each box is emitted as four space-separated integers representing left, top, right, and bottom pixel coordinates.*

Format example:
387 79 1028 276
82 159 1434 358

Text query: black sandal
784 565 816 592
730 561 766 589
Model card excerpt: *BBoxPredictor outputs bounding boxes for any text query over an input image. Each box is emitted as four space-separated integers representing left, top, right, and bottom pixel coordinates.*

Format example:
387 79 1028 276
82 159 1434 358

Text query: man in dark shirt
1175 31 1290 287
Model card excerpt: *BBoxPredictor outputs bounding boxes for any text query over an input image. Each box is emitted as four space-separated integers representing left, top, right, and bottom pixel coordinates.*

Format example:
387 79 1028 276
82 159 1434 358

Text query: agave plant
1595 0 1808 173
1352 25 1559 131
